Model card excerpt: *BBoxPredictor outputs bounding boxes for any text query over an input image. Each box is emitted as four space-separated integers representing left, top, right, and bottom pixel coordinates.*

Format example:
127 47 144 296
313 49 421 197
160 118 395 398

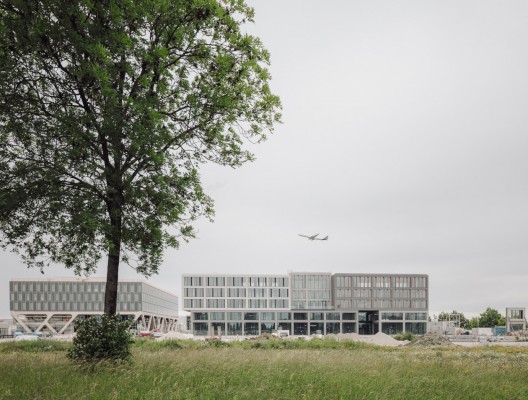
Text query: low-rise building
183 272 428 336
10 278 179 335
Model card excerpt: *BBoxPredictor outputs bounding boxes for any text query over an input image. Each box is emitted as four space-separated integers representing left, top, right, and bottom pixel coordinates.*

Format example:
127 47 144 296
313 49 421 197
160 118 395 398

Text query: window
205 288 224 297
268 277 288 287
310 313 324 320
405 313 427 321
227 312 242 321
326 322 340 334
410 289 426 299
382 313 403 321
244 312 258 321
193 322 208 336
227 299 245 308
393 289 410 298
411 300 426 309
207 277 225 287
248 299 267 308
227 288 246 297
249 277 267 287
210 312 225 320
226 277 245 286
291 300 305 309
336 300 351 309
292 290 306 299
244 322 259 335
211 322 225 335
307 290 330 299
394 276 409 288
194 313 208 321
294 313 307 320
270 288 288 298
269 299 289 308
356 276 372 288
248 288 266 298
382 323 403 335
260 322 275 333
342 313 356 321
184 277 203 286
294 323 308 335
277 312 291 320
326 313 340 320
261 312 275 320
406 322 426 334
227 322 242 335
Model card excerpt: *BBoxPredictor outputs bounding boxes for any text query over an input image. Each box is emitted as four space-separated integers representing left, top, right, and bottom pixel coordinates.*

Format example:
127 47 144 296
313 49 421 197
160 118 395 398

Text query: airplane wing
299 234 318 240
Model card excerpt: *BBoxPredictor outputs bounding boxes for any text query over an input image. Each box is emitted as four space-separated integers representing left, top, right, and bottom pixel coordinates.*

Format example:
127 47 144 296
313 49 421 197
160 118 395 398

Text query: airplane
298 234 329 241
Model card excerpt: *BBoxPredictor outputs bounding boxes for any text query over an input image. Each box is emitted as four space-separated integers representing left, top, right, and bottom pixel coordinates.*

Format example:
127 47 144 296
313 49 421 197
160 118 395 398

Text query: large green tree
474 307 505 328
0 0 280 315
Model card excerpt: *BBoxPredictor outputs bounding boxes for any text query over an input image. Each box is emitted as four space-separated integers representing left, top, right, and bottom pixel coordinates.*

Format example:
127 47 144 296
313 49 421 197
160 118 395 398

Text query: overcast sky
2 0 527 319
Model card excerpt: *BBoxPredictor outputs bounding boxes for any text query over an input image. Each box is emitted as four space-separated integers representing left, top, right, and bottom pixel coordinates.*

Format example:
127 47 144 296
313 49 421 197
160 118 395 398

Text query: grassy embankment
1 339 527 399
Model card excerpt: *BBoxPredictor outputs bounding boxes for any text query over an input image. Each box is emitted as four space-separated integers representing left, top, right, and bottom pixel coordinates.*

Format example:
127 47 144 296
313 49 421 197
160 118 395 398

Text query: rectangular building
183 272 428 336
10 278 179 335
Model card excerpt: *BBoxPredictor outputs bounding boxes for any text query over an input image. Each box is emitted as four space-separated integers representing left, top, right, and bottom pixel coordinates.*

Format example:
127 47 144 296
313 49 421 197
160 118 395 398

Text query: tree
0 0 280 315
437 310 470 329
478 307 505 327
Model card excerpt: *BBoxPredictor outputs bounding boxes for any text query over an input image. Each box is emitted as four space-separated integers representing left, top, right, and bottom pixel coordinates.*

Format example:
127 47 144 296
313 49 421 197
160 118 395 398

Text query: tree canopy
0 0 281 314
473 307 505 328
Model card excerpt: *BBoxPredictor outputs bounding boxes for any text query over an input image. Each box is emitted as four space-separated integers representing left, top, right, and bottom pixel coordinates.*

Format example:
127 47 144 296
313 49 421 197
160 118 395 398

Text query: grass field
1 339 527 399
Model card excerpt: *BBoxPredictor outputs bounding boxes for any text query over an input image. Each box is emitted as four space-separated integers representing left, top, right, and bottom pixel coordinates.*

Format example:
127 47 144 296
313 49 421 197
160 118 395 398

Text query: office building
183 272 428 336
10 278 179 334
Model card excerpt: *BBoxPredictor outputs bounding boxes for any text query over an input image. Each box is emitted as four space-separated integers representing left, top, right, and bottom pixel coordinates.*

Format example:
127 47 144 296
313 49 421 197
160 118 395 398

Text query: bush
67 315 134 363
393 332 415 341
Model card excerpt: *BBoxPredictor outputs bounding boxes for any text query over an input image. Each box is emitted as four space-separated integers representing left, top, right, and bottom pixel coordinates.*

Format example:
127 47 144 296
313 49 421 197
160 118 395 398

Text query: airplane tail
321 236 328 240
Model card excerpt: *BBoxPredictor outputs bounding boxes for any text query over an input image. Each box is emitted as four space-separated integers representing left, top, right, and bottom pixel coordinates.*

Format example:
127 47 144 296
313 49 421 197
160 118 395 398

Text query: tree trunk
104 239 121 315
104 197 123 316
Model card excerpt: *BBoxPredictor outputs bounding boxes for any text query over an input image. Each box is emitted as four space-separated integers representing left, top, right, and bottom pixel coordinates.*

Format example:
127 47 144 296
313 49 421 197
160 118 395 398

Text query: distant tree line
431 308 506 329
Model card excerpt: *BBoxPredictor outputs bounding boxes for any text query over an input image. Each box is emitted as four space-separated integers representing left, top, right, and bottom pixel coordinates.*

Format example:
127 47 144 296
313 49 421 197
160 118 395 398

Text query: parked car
15 334 39 341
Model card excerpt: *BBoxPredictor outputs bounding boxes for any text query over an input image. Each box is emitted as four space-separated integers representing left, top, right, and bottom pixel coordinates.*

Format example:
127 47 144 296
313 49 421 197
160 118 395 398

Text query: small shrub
67 315 133 363
394 332 415 341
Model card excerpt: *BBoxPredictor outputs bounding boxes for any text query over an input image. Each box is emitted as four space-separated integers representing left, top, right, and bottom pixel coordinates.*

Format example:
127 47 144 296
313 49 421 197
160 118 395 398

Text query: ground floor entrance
358 311 379 335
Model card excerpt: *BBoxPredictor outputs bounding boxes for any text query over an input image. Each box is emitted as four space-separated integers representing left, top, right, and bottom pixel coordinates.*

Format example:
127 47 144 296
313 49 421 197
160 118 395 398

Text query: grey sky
1 0 527 318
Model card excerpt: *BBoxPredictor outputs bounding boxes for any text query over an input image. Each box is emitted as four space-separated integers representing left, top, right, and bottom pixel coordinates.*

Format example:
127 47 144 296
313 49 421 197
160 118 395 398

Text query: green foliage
0 339 70 353
0 0 280 314
394 332 415 341
468 316 480 329
67 315 134 363
133 337 374 351
477 307 505 328
3 345 528 399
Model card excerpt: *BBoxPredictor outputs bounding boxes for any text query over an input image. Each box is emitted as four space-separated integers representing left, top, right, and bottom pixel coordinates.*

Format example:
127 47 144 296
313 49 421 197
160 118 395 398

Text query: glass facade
10 280 178 316
334 274 428 311
10 279 179 335
183 273 429 336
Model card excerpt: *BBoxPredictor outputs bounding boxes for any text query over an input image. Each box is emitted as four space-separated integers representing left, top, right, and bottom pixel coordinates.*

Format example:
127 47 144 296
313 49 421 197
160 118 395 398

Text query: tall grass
1 340 527 399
